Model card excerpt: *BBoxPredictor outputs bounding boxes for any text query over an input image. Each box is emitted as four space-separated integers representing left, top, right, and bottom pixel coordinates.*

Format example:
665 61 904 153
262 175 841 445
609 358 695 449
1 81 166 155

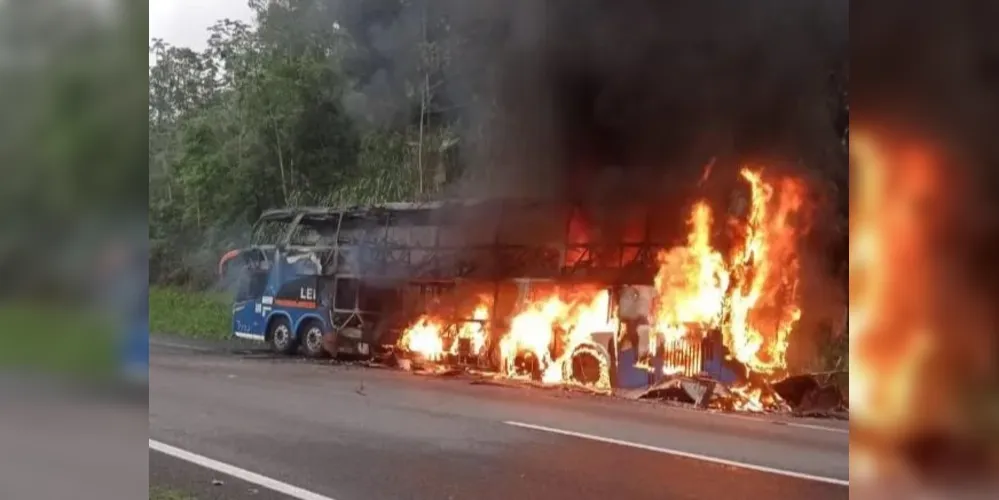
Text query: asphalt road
0 376 148 500
150 336 849 500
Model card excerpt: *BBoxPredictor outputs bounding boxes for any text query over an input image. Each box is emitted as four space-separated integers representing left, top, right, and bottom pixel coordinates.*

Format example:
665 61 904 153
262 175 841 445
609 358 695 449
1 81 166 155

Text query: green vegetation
149 487 197 500
0 304 116 379
149 0 468 288
150 287 231 340
0 0 147 298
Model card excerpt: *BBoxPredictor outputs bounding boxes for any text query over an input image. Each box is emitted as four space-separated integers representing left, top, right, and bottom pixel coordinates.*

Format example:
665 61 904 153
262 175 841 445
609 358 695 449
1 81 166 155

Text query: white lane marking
504 421 849 487
149 439 337 500
782 421 849 434
150 340 212 352
711 411 849 434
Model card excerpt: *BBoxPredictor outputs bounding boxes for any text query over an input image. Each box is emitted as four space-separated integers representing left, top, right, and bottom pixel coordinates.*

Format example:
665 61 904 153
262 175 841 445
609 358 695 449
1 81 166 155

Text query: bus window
252 219 290 245
334 277 360 311
289 225 321 246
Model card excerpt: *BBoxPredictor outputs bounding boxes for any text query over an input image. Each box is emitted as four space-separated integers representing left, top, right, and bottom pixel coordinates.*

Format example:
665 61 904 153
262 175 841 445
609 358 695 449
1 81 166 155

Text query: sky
149 0 253 61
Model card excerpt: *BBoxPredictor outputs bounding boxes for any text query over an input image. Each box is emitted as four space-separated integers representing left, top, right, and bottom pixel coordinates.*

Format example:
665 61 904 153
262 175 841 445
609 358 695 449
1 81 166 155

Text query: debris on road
387 342 851 419
637 376 719 408
771 371 848 416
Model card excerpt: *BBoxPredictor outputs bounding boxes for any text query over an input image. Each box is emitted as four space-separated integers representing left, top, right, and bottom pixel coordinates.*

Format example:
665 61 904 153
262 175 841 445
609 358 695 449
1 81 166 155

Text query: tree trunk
418 84 426 196
417 1 429 196
270 113 289 205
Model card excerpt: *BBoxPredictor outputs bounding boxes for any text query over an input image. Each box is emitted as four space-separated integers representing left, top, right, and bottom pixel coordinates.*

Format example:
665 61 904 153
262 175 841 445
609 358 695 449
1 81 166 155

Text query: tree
149 0 377 285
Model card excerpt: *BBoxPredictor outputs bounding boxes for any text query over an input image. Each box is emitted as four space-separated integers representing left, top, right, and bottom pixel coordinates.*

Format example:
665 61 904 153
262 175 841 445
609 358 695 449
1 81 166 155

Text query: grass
149 487 197 500
0 303 117 379
150 286 231 340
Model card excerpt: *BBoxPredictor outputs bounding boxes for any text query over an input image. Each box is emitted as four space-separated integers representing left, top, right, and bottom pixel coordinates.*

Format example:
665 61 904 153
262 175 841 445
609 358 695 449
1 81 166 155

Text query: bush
149 287 231 340
0 303 116 379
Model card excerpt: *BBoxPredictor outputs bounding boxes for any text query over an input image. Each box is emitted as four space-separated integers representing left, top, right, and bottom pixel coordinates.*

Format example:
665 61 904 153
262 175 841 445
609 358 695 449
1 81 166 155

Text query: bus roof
256 200 489 222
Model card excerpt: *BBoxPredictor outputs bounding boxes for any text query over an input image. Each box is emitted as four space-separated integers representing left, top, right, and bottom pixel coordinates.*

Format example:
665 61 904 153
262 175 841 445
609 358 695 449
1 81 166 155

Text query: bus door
231 249 271 339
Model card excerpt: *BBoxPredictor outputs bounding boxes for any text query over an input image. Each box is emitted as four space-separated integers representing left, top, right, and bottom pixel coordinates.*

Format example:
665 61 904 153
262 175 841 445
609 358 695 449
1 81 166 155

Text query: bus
218 200 736 387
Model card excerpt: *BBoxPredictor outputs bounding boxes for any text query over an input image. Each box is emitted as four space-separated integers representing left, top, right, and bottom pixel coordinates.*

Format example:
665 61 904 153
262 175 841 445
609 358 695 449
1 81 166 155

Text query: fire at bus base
397 167 822 413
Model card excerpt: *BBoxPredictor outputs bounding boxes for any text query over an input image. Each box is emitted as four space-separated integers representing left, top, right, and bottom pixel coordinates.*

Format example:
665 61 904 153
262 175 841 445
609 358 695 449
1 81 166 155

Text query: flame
451 303 490 356
398 166 808 404
500 289 617 388
725 169 805 374
850 131 941 455
730 383 765 412
651 168 805 378
653 201 730 336
399 299 492 360
850 134 881 429
399 316 446 361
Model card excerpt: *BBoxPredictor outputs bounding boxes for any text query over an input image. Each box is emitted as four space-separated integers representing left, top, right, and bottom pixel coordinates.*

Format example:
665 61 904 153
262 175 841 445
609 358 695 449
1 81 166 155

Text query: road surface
150 336 849 499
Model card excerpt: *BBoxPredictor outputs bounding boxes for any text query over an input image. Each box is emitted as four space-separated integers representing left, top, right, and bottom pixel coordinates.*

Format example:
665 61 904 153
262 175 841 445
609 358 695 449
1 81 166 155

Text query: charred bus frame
223 198 731 384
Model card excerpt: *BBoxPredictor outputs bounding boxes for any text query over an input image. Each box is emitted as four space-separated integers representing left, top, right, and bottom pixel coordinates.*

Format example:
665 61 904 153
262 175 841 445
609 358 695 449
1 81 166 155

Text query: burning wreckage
218 168 846 416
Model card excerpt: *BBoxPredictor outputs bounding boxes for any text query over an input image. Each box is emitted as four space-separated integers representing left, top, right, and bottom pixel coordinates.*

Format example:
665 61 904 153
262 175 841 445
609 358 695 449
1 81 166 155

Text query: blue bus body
227 246 374 357
220 205 429 358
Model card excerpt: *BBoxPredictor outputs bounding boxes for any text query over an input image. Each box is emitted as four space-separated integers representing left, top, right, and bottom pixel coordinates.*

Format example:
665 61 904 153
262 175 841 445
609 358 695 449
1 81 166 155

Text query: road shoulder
151 447 301 500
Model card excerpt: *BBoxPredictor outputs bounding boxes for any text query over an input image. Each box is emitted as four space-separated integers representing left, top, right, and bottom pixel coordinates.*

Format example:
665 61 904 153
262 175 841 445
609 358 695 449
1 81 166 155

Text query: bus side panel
233 300 265 340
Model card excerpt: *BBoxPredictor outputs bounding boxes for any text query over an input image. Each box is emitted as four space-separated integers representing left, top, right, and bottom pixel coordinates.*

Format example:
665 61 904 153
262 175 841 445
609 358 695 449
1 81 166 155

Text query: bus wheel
268 317 297 355
300 320 328 359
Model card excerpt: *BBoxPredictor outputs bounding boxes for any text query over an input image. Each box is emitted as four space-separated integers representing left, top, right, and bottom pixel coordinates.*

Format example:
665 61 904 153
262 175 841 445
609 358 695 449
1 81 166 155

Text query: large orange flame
651 168 805 380
850 133 939 424
500 289 617 388
400 299 491 361
725 169 805 374
399 316 447 361
849 131 941 480
399 167 808 405
653 201 730 343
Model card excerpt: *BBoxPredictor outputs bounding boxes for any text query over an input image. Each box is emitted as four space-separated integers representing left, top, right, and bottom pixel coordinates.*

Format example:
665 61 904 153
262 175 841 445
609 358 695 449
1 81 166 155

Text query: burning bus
218 167 812 405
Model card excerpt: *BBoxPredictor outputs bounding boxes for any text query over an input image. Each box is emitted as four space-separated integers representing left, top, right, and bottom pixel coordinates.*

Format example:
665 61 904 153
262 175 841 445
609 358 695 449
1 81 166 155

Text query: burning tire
565 342 611 389
570 351 602 385
511 351 542 381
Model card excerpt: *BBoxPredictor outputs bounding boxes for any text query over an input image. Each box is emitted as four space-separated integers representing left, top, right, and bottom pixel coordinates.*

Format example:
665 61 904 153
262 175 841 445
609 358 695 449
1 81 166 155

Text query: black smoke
333 0 847 203
331 0 849 366
334 0 847 275
457 0 848 204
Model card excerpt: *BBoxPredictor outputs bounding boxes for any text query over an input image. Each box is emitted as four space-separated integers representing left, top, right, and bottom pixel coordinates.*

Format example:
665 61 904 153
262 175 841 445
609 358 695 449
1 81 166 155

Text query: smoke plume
454 0 847 203
335 0 847 203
